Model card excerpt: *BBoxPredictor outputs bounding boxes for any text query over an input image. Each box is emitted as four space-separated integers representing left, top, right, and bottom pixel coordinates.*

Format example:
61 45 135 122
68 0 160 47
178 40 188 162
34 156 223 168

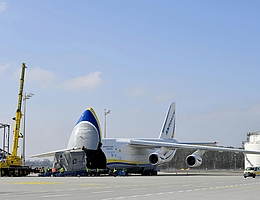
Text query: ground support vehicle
0 165 30 177
243 166 260 178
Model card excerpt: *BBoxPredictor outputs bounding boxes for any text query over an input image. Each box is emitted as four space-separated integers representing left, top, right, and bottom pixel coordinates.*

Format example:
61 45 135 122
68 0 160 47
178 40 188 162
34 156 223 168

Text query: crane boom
11 63 26 157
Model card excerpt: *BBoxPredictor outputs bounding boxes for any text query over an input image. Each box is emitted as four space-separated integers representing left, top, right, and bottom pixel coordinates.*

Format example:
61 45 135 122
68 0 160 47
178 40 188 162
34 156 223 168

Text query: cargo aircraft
31 102 260 175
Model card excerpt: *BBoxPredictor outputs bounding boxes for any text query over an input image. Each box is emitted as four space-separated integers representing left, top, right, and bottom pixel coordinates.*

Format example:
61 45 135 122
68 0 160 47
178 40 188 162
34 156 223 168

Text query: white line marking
131 188 146 191
93 190 113 194
129 195 141 198
42 194 71 198
155 192 164 195
142 194 153 197
115 197 126 199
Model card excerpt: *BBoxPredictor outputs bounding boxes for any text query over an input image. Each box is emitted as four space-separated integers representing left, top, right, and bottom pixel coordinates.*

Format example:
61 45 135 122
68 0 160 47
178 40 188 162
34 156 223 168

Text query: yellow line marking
10 182 65 185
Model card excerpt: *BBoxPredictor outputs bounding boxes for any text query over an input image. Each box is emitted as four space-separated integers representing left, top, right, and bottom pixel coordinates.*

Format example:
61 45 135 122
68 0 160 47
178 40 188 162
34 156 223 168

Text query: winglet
159 102 176 139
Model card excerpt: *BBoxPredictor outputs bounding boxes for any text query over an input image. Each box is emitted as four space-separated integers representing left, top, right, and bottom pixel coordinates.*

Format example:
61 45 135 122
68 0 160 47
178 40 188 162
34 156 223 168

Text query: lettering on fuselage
103 146 115 151
165 111 175 135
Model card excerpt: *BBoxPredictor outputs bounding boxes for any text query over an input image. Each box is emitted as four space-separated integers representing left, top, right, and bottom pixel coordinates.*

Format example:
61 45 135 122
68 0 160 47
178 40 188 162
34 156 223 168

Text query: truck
243 166 260 178
0 63 34 176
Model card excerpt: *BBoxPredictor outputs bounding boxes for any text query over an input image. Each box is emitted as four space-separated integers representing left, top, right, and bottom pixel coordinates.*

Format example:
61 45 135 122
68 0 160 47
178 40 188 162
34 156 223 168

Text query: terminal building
244 132 260 168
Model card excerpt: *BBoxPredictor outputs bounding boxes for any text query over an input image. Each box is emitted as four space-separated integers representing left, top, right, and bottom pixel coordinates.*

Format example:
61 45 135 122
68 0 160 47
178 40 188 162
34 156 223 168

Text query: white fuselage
102 138 157 172
66 118 159 172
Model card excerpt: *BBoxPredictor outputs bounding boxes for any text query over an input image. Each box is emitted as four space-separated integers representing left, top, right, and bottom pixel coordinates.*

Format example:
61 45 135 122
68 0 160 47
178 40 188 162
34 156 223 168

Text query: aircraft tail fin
159 102 176 139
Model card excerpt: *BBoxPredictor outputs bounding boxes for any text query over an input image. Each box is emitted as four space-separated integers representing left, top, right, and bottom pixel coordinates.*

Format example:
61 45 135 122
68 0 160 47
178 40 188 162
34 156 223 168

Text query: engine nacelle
148 150 176 166
185 154 203 167
149 153 162 165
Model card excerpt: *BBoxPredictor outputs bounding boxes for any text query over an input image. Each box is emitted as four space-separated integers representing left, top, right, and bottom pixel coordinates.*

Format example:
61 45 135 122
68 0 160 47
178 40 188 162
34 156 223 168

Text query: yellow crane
0 63 31 176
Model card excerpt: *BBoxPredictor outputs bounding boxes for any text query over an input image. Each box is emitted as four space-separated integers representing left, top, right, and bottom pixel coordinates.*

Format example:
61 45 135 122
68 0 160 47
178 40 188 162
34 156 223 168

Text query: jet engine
148 149 176 166
185 154 203 167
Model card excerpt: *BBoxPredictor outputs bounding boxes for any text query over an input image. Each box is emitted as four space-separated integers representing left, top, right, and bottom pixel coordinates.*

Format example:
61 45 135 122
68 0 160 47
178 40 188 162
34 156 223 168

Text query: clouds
13 67 57 89
26 67 57 89
61 71 103 90
154 93 175 102
126 86 147 98
12 66 103 91
125 86 175 103
0 1 7 14
0 63 9 75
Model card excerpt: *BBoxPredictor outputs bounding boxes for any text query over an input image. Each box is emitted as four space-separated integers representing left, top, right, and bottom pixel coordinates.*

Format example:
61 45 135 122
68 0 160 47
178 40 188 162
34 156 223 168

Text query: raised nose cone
76 108 101 137
67 108 102 150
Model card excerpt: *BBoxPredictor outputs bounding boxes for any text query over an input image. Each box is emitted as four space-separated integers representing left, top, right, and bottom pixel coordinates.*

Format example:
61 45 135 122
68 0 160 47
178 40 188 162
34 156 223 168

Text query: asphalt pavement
0 171 260 200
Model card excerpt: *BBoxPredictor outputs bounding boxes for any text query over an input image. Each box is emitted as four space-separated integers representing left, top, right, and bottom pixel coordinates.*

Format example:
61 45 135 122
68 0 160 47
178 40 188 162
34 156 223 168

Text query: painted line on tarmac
128 195 141 198
93 190 113 194
130 188 147 191
142 193 153 197
41 194 71 198
9 182 65 185
101 181 260 200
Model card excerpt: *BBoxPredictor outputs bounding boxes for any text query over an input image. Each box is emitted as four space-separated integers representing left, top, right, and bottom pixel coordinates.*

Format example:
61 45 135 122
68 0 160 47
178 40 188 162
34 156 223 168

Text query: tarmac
0 171 260 200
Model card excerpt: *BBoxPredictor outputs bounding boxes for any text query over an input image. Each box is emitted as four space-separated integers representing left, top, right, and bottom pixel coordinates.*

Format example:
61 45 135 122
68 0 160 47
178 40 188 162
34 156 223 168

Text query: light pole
104 109 111 138
22 92 34 165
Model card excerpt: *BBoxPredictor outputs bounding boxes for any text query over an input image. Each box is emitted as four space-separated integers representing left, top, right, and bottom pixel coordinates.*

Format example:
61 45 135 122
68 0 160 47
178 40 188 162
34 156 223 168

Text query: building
243 132 260 168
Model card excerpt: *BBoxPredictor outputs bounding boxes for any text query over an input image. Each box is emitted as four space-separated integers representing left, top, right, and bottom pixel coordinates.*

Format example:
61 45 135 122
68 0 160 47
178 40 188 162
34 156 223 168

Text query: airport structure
244 132 260 168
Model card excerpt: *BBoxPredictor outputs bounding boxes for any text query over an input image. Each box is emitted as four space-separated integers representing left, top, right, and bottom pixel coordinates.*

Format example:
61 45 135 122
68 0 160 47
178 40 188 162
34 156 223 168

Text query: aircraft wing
129 139 260 154
30 147 81 158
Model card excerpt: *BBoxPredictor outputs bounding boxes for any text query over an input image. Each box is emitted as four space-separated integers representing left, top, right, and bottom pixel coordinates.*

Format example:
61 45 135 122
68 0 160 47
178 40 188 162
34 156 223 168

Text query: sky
1 1 260 160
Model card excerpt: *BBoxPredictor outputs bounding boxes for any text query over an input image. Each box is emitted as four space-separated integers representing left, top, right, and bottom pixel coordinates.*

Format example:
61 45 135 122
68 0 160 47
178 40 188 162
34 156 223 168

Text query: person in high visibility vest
47 167 51 173
86 167 89 176
113 168 117 177
60 167 65 174
122 167 127 176
96 168 99 176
